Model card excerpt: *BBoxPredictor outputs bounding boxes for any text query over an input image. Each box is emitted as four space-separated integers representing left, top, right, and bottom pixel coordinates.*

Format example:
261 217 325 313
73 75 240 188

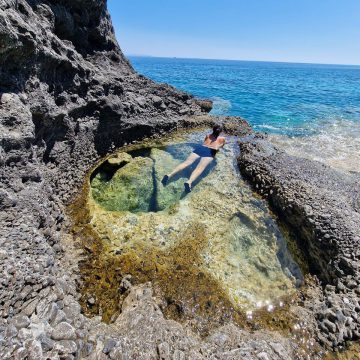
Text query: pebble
5 324 18 339
51 322 76 341
26 339 43 360
102 338 117 354
11 315 30 329
38 334 55 352
56 340 78 354
158 342 170 359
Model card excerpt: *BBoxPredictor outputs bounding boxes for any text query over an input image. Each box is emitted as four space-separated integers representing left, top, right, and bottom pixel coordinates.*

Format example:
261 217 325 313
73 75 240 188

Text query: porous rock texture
238 134 360 349
0 1 302 359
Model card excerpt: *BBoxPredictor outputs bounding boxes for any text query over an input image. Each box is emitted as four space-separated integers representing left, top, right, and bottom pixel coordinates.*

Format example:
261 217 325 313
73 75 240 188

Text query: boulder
107 152 132 166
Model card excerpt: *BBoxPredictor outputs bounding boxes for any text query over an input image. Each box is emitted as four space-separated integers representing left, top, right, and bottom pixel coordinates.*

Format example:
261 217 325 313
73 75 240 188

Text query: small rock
87 297 96 306
152 95 163 106
26 340 43 360
51 322 76 340
56 340 78 354
158 342 170 360
38 334 55 352
103 338 117 354
119 275 132 293
173 349 186 360
5 324 18 339
11 314 30 329
257 352 270 360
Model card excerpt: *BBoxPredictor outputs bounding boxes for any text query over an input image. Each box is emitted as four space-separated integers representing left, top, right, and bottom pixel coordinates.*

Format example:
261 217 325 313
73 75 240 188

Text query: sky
108 0 360 65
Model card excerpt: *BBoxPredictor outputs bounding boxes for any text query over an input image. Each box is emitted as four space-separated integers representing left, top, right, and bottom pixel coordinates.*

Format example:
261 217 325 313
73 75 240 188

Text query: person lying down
162 124 225 193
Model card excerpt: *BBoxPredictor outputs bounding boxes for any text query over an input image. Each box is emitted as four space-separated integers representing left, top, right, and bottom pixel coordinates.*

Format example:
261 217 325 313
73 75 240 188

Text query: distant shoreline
127 54 360 68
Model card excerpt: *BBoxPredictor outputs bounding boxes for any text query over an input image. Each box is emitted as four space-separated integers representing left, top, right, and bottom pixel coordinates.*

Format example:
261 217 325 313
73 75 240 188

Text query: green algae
92 156 154 212
70 129 309 337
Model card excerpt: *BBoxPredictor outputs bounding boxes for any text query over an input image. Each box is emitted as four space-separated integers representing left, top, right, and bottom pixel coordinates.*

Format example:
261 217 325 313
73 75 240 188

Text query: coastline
0 1 359 359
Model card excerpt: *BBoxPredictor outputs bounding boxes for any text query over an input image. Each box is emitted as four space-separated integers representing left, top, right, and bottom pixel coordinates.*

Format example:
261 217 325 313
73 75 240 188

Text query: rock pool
74 130 304 334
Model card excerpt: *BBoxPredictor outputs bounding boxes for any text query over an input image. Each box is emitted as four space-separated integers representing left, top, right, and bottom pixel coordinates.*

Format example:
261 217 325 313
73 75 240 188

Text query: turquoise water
129 56 360 172
129 57 360 136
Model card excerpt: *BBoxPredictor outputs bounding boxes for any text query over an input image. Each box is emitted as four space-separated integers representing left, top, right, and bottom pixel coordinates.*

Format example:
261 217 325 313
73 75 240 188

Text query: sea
128 56 360 173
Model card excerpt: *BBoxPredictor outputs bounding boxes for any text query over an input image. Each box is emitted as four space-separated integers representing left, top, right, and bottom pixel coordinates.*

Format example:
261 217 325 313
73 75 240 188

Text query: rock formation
0 0 358 359
238 134 360 348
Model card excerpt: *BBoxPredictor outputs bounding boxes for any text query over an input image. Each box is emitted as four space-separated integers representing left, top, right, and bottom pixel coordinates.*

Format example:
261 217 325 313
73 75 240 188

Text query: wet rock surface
238 134 360 349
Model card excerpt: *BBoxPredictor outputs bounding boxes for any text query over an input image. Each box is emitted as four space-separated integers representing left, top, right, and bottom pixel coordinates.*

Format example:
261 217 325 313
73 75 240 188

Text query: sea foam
268 118 360 173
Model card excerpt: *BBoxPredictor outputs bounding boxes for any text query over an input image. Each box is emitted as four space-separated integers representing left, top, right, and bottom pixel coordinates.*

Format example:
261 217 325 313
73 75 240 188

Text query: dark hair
212 124 223 137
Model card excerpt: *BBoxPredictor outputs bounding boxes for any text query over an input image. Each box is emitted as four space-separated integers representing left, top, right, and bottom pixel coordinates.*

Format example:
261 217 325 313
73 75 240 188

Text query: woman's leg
167 153 200 178
185 157 213 191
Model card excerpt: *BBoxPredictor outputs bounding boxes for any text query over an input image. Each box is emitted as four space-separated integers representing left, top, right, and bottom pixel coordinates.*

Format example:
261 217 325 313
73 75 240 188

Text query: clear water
129 56 360 172
87 131 303 330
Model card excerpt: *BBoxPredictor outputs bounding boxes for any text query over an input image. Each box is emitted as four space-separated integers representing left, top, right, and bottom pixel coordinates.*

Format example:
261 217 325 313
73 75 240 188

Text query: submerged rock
92 156 154 212
107 152 132 166
151 148 186 211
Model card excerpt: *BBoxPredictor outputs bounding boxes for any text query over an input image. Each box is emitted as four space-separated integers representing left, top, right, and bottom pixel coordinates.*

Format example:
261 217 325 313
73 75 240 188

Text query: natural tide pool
73 130 305 334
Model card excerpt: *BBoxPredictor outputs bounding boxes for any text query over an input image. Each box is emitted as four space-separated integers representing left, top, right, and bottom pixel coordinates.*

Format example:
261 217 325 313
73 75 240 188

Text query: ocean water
129 56 360 173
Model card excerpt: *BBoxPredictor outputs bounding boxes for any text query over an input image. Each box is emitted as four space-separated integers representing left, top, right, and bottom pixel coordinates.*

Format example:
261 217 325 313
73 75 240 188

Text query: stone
152 95 163 107
52 309 67 326
4 324 18 339
11 315 30 329
172 349 186 360
158 342 170 359
56 340 78 355
38 334 55 352
51 322 76 341
257 352 270 360
107 152 132 166
26 340 43 360
102 338 117 354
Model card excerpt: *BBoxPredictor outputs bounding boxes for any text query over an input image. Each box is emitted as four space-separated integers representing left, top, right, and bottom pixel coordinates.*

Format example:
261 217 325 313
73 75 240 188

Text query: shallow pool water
82 130 303 331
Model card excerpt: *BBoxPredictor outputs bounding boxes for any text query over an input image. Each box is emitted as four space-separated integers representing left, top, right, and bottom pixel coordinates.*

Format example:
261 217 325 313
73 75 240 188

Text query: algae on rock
151 148 186 211
91 156 154 212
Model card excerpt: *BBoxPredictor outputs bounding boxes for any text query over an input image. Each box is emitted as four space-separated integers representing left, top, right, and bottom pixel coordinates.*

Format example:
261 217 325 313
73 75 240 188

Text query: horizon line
125 54 360 68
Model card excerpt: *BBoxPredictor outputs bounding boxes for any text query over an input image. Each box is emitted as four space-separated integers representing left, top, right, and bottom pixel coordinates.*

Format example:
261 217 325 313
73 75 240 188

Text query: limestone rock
107 152 132 166
51 322 76 341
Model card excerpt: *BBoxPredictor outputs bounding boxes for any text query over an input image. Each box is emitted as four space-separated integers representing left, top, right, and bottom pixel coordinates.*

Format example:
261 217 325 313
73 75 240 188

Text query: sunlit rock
107 152 132 166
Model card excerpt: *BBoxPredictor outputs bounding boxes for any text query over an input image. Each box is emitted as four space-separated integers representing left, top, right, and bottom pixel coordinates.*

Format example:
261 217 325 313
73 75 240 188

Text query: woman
162 124 225 192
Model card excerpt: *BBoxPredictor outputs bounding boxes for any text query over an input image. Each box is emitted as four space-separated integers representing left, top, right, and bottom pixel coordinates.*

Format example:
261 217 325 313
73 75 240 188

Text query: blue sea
128 56 360 172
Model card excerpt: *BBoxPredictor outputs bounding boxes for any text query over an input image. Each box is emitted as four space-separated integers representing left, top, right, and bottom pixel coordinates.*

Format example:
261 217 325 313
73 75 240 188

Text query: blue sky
108 0 360 65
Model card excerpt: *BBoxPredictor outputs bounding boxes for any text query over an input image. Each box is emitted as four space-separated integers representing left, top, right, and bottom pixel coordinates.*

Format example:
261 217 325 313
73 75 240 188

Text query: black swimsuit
193 145 218 158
